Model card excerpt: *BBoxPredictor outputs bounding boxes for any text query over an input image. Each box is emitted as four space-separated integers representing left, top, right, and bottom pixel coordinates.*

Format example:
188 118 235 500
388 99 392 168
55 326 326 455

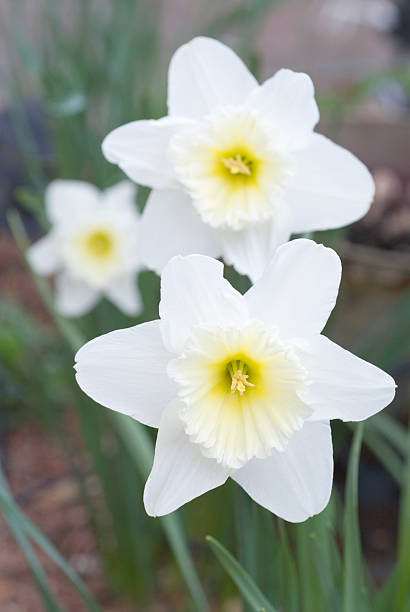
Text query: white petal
287 133 375 233
101 181 139 218
233 420 333 522
160 255 248 353
144 400 230 516
75 320 175 428
27 234 60 275
245 239 341 339
295 335 396 422
55 272 100 317
246 69 319 151
168 36 258 118
140 189 221 274
220 206 292 282
105 274 142 316
46 180 100 226
102 117 190 189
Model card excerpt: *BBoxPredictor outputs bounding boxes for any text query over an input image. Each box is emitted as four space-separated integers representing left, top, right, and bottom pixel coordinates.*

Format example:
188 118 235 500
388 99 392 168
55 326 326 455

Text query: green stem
343 423 369 612
393 410 410 612
234 484 257 612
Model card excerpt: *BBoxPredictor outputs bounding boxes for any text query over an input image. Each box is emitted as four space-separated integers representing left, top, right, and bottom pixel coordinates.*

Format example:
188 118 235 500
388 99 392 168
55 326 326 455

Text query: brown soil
0 233 49 323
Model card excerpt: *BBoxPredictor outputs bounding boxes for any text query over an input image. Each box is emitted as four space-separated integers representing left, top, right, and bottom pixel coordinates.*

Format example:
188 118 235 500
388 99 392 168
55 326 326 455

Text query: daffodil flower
102 37 375 281
27 180 143 317
74 240 395 521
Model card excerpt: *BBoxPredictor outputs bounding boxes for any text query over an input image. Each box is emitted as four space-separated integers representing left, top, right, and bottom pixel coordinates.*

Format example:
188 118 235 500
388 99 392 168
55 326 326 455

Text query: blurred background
0 0 409 610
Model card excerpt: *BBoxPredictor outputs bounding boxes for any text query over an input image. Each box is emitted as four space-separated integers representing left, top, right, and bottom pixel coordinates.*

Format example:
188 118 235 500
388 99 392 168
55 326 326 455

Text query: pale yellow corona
171 107 291 230
27 179 142 317
169 323 312 469
84 229 114 259
62 223 123 288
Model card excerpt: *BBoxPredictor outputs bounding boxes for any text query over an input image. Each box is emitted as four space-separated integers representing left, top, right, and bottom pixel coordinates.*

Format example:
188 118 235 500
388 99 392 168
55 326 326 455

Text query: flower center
85 230 113 259
170 106 292 230
221 154 252 176
169 324 312 468
228 360 255 395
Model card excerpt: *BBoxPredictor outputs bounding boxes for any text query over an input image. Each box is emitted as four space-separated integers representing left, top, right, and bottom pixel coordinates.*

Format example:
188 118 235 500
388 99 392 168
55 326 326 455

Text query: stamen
221 154 251 176
230 370 255 395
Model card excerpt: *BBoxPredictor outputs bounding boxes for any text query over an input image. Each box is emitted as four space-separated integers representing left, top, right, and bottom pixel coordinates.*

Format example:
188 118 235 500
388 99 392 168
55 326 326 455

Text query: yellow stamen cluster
228 360 255 396
221 154 252 176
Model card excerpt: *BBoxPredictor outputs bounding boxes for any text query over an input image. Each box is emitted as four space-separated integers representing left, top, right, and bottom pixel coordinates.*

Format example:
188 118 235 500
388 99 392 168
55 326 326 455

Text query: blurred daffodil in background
27 180 143 317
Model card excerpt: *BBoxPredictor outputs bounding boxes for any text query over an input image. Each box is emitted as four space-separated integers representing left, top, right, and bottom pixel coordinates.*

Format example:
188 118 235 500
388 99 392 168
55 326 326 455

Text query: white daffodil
27 180 143 317
102 36 375 281
74 240 395 521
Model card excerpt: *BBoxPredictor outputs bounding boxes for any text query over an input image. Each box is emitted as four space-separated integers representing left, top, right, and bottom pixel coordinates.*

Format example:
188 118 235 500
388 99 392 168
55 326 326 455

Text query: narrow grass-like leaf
343 423 369 612
7 210 84 352
254 509 280 606
362 428 403 485
369 413 408 457
277 520 299 612
294 522 321 612
234 483 257 611
2 508 65 612
394 415 410 611
206 535 276 612
375 569 399 612
0 473 65 612
307 499 342 612
0 466 102 611
114 415 209 612
204 0 283 37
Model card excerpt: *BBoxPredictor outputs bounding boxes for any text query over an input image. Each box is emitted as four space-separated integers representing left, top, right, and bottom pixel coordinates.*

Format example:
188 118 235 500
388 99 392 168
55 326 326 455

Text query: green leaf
0 470 66 612
7 210 85 352
14 187 48 227
295 522 321 612
362 428 403 486
206 535 276 612
233 483 257 612
374 569 399 612
369 413 408 457
394 416 410 611
254 509 281 606
307 499 342 611
114 414 209 612
343 423 369 612
277 521 299 612
0 466 102 611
